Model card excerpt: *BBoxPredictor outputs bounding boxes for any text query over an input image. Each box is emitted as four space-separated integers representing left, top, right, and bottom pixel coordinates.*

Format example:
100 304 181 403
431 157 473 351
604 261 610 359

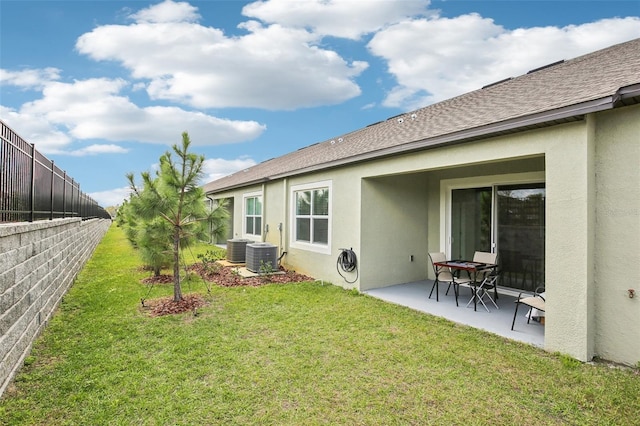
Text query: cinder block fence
0 218 110 396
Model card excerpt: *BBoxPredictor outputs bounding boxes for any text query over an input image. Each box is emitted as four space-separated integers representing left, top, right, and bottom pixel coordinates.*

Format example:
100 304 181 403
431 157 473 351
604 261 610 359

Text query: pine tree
125 132 228 301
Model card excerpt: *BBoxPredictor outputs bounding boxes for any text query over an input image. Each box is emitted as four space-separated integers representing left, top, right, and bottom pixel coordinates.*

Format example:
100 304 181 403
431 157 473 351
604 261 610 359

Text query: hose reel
337 247 358 284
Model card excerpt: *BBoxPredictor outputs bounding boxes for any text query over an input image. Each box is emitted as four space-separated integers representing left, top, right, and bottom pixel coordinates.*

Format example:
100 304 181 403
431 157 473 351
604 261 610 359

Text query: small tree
122 175 174 276
137 217 173 276
126 132 228 302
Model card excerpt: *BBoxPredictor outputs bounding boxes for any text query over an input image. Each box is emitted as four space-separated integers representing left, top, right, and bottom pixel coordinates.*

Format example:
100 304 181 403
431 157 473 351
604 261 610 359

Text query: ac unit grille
226 239 254 263
246 243 278 272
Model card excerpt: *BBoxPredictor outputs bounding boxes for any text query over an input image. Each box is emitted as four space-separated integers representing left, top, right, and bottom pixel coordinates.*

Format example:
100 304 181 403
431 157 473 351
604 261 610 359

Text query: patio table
433 260 497 311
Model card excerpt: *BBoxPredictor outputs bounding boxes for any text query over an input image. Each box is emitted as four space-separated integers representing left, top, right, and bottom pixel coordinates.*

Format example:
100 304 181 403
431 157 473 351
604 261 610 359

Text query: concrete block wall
0 218 111 397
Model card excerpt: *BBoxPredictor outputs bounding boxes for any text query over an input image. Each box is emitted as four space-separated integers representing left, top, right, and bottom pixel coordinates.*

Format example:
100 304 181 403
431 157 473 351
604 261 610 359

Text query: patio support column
544 117 596 361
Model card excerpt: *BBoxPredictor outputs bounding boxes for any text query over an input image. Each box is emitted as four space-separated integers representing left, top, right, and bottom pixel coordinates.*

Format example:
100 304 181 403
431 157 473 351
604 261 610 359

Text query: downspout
279 178 288 262
205 195 214 244
262 183 267 242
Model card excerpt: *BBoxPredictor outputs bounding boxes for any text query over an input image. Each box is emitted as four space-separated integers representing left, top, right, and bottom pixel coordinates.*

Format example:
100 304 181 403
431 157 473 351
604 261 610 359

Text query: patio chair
511 287 546 330
428 252 459 305
456 251 499 312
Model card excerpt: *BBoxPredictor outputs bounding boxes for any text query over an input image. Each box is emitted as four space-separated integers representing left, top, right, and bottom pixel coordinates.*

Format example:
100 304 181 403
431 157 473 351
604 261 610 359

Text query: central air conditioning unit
246 242 278 273
226 239 254 263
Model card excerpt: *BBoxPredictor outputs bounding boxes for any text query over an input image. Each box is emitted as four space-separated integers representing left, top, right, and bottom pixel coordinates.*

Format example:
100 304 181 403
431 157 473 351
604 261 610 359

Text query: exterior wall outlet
410 255 414 262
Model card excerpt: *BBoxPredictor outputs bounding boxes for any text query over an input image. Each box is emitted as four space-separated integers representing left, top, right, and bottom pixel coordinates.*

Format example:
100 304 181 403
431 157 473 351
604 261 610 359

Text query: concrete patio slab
364 280 544 348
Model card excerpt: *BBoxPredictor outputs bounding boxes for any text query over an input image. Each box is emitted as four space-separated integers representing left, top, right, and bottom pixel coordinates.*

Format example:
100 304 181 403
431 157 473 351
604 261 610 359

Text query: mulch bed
188 263 313 287
141 263 313 316
141 274 173 284
143 293 208 317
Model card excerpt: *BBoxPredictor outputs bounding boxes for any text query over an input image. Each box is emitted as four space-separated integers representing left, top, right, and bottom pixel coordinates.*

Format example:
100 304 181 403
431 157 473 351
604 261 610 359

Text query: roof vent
338 137 343 143
482 77 513 89
386 113 404 121
330 140 335 145
527 59 565 74
397 117 404 123
411 113 417 120
298 142 319 151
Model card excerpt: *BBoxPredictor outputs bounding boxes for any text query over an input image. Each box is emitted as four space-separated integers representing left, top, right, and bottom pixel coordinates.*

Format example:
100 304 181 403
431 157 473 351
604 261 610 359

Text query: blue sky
1 0 639 207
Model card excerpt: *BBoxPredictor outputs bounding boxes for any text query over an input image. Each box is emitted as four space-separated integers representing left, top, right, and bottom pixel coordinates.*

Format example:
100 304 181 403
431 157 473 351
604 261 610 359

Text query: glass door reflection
451 187 492 260
450 183 545 291
497 184 545 291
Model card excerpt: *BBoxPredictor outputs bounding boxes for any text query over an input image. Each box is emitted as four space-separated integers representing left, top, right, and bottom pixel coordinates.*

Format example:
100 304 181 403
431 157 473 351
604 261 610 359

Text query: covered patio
364 280 544 347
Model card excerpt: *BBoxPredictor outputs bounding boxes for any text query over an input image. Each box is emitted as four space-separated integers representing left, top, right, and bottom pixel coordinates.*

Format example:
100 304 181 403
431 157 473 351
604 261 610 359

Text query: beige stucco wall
360 175 429 290
213 125 560 291
211 170 365 286
593 105 640 366
222 184 263 241
208 104 639 365
544 116 596 362
281 169 364 285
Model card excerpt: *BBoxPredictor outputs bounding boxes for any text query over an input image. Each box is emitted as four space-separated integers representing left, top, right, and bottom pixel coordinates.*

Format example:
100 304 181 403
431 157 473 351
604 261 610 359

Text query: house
204 38 640 366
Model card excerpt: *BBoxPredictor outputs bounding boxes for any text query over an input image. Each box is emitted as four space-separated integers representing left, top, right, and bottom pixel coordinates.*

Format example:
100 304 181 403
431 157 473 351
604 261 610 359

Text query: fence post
30 143 36 222
71 178 75 218
62 171 66 218
50 160 55 220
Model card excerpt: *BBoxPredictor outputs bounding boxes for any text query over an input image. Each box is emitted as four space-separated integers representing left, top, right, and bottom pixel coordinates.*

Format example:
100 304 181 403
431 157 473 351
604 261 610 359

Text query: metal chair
511 287 546 330
456 251 499 312
428 252 459 305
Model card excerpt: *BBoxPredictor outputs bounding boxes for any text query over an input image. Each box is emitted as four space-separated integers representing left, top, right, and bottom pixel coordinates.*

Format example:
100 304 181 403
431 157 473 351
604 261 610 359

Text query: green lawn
1 225 638 425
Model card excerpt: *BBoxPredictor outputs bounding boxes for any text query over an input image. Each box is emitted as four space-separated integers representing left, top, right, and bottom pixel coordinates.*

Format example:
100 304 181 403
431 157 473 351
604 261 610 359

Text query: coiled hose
337 248 358 284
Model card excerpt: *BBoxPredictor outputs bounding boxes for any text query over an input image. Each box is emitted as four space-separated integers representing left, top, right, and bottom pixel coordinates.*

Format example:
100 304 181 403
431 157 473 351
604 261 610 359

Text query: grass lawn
1 225 638 425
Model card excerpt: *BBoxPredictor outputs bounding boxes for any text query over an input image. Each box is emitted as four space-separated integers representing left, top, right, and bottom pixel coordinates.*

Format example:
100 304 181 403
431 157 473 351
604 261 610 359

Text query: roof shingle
204 38 640 194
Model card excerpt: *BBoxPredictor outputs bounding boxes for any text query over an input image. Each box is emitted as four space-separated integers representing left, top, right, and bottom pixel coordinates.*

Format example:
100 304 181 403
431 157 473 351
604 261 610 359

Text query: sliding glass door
451 187 492 260
450 183 545 291
496 183 545 291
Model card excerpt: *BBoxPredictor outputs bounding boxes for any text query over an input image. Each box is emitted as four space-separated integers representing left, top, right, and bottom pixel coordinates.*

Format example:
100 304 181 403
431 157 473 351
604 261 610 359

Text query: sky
1 0 639 207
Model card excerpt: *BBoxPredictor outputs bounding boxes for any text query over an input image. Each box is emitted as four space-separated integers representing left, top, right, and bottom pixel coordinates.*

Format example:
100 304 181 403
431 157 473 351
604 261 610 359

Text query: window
291 181 331 253
244 194 262 236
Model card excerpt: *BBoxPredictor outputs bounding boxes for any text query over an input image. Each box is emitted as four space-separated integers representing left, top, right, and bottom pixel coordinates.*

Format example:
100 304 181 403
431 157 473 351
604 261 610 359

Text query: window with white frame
291 181 331 252
244 193 262 237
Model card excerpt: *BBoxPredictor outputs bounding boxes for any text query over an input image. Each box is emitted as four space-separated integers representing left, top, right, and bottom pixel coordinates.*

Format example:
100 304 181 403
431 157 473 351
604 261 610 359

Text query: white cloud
89 156 256 206
0 105 72 152
2 75 266 153
368 15 640 109
68 144 129 156
130 0 200 24
0 68 61 89
75 1 368 110
202 156 258 181
242 0 431 40
88 186 132 207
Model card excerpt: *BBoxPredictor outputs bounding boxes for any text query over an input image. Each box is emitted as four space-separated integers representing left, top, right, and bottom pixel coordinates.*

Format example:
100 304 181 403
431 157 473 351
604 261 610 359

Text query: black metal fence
1 120 111 223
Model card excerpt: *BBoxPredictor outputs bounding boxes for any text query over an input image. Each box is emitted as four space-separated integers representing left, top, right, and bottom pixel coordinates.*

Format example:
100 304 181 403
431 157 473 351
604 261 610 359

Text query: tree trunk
173 227 182 302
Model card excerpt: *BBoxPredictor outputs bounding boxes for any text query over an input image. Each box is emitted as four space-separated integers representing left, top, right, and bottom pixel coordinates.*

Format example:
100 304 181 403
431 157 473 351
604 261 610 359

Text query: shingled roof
204 38 640 194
